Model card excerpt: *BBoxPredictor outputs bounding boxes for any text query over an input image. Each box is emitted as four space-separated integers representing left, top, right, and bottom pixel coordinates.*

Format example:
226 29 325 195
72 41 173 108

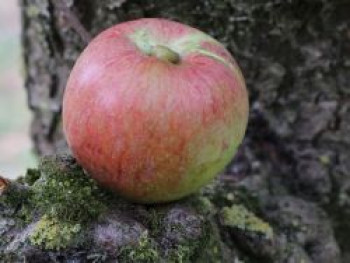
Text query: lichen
118 225 214 263
2 154 275 261
119 231 160 263
31 156 106 223
29 215 82 250
220 205 273 239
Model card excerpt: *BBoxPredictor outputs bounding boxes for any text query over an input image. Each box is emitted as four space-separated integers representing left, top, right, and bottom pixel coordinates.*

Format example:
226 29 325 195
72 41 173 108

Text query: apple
63 18 248 203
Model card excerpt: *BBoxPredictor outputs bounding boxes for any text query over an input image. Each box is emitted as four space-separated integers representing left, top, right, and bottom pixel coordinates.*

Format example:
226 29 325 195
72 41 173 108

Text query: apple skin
63 18 248 203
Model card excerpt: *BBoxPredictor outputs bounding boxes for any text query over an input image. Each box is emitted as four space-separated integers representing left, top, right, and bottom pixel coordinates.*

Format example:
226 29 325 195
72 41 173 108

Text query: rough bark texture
0 155 340 262
19 0 350 262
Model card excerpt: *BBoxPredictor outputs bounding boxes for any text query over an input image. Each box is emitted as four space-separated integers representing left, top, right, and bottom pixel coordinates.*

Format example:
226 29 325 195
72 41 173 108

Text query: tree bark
0 155 341 262
19 0 350 262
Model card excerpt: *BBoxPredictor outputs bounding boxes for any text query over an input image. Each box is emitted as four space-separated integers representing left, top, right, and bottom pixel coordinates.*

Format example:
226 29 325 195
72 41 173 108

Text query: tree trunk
19 0 350 262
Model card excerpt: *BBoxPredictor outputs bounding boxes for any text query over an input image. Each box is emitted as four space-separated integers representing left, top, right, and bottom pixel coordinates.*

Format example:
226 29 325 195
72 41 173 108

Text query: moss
16 204 35 224
29 215 82 250
31 156 106 223
189 195 215 216
24 156 109 251
146 208 165 236
119 231 160 263
0 181 32 214
166 240 212 263
193 219 228 263
166 232 217 263
167 244 194 263
230 188 262 215
132 201 219 263
163 205 227 263
0 178 36 225
220 205 273 239
202 182 261 216
23 168 41 186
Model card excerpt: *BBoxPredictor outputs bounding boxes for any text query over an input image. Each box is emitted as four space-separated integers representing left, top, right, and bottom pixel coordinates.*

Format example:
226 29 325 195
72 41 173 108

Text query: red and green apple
63 18 249 203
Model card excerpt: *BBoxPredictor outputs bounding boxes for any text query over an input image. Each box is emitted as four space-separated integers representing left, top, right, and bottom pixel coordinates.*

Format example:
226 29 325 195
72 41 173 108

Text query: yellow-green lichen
220 205 273 239
29 215 82 250
119 231 159 263
319 155 331 165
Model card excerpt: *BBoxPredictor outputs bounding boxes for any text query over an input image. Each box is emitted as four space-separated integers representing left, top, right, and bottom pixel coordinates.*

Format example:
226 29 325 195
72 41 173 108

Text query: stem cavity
151 45 180 64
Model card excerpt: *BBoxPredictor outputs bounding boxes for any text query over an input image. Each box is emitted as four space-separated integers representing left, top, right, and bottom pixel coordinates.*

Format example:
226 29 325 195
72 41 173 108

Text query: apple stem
151 45 180 64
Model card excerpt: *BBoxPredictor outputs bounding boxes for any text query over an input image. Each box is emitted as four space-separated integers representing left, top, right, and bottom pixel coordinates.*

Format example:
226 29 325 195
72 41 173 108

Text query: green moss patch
25 155 108 250
32 156 106 222
23 168 41 186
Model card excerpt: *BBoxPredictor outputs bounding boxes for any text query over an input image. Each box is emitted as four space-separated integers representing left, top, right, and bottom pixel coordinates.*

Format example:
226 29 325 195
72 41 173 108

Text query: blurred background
0 1 36 179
